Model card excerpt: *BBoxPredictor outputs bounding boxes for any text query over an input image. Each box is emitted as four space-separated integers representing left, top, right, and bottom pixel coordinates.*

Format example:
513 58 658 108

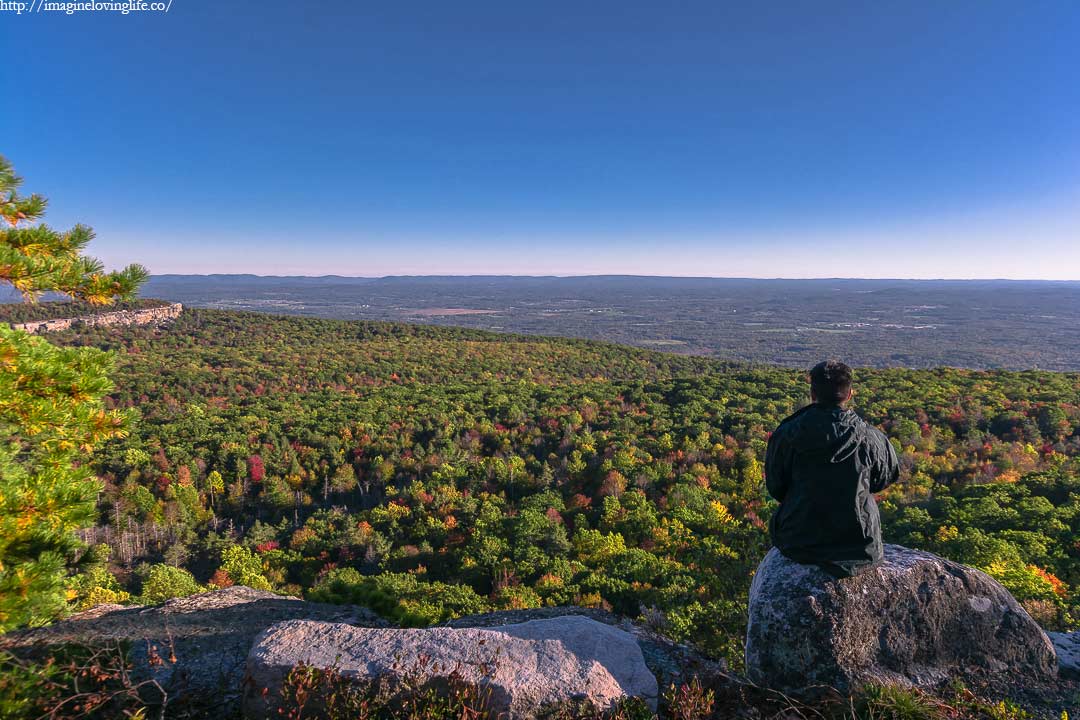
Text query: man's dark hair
809 360 853 405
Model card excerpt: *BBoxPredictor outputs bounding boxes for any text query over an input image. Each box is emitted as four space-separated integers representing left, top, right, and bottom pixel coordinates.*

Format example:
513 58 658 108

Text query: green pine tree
0 155 146 631
1 156 147 302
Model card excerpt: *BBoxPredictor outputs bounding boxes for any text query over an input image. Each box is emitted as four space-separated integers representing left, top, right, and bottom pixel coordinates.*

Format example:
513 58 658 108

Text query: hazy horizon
147 273 1080 283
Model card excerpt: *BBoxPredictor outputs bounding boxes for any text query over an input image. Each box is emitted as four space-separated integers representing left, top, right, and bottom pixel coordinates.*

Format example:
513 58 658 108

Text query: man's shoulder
860 419 893 448
774 404 875 439
842 409 883 435
773 404 816 436
841 411 894 454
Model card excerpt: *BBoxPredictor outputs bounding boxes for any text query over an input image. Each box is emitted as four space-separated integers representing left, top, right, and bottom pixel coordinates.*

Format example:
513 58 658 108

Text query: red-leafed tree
247 455 266 484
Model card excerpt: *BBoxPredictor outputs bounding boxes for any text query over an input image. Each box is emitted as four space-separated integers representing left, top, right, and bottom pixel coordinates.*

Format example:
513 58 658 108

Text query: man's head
809 360 853 405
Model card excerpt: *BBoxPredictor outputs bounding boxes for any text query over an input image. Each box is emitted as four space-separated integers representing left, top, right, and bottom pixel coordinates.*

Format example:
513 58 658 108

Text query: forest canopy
44 309 1080 665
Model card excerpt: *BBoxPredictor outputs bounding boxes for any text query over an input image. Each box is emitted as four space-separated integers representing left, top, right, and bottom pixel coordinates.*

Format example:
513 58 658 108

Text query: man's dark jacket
765 402 900 577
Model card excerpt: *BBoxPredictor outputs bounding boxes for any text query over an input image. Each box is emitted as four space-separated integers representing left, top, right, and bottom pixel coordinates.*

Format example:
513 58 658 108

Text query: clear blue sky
2 1 1079 278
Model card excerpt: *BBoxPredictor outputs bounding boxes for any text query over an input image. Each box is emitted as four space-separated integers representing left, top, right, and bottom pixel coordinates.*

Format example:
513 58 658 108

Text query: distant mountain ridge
149 274 1080 282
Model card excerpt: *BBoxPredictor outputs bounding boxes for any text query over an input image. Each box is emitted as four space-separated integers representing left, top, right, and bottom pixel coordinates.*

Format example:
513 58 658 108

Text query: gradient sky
2 1 1079 278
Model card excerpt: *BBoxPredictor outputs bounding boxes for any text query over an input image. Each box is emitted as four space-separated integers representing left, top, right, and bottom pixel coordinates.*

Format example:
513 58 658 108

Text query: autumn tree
0 155 147 630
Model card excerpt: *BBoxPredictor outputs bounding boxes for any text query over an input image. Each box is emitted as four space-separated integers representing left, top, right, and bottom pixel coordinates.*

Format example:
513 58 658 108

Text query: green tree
139 564 203 604
1 157 147 302
0 155 146 631
328 463 357 494
218 545 272 591
67 545 130 610
205 470 225 507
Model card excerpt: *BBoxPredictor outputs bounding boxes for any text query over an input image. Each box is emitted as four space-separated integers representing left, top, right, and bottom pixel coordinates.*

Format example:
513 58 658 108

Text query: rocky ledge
3 547 1077 718
0 586 384 714
11 301 183 333
0 587 716 719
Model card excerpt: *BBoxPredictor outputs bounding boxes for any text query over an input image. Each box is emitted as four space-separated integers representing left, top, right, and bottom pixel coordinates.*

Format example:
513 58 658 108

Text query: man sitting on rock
765 360 900 578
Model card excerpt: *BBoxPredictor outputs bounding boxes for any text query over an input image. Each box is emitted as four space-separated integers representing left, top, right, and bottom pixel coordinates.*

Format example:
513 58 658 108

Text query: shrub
218 544 272 591
309 569 489 625
139 564 203 604
274 659 493 720
0 643 165 720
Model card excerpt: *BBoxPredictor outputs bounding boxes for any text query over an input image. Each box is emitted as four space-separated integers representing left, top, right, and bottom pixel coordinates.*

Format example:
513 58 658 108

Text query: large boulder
245 616 659 719
745 544 1058 696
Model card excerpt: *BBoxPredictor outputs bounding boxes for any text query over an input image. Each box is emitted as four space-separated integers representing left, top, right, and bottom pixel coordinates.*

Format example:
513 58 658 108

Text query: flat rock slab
245 616 658 719
1048 631 1080 680
0 586 384 716
745 544 1057 696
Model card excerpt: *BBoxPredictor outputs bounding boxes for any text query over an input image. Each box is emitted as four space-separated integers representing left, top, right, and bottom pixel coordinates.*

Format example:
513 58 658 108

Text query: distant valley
140 275 1080 371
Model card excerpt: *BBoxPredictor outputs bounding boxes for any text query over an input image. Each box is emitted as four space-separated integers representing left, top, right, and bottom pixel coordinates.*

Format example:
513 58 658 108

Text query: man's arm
868 430 901 493
764 428 792 502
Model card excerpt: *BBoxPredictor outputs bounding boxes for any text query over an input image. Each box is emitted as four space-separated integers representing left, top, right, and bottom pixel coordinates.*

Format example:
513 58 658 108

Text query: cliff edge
10 301 183 333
